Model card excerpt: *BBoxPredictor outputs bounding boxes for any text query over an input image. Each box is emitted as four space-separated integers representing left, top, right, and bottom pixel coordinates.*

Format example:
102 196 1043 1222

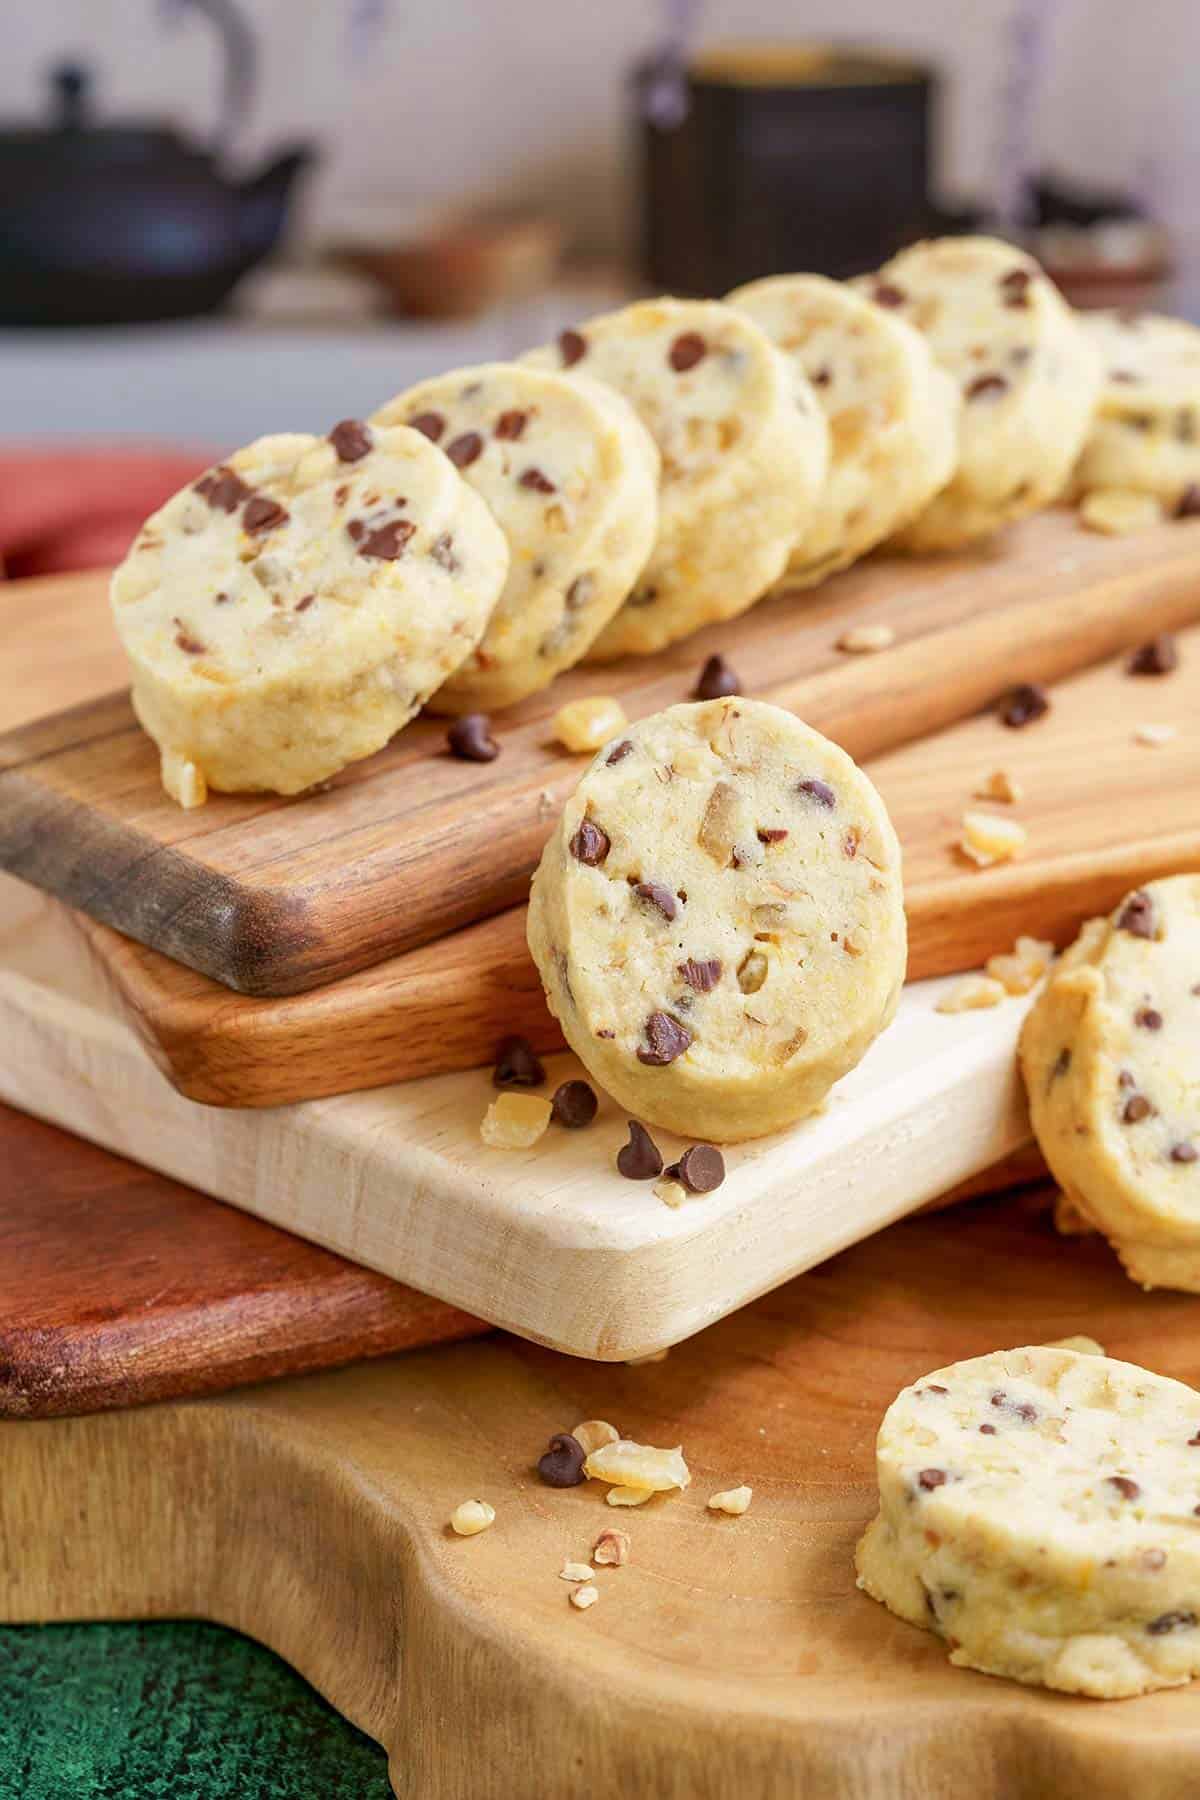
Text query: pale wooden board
8 1189 1200 1799
0 873 1032 1360
4 510 1200 998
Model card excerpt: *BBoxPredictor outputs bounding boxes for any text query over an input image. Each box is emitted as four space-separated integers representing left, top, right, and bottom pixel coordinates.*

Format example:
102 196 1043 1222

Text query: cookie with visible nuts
1073 311 1200 511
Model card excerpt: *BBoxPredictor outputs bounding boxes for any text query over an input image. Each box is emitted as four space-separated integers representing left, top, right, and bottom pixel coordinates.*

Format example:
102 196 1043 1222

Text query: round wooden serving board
9 1185 1200 1799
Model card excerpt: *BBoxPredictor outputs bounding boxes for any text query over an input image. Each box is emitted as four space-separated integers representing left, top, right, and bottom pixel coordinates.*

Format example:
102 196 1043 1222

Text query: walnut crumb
707 1485 753 1515
837 623 896 654
553 695 628 753
606 1486 656 1507
985 935 1055 995
936 974 1007 1014
654 1176 688 1208
976 768 1023 804
570 1583 600 1610
959 809 1028 867
1134 723 1176 747
571 1420 620 1456
559 1561 594 1583
586 1439 690 1494
592 1528 631 1567
480 1092 552 1149
449 1499 495 1536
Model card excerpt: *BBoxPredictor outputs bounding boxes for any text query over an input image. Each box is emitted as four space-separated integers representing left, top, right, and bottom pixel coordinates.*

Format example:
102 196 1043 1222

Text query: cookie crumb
936 974 1008 1014
1079 488 1164 536
571 1420 620 1456
480 1092 552 1149
449 1499 495 1536
707 1485 753 1515
960 810 1029 867
592 1528 630 1566
1044 1334 1106 1356
559 1561 594 1583
554 695 628 753
570 1583 600 1610
837 623 896 654
986 935 1055 995
162 753 208 810
976 769 1023 804
1134 723 1177 747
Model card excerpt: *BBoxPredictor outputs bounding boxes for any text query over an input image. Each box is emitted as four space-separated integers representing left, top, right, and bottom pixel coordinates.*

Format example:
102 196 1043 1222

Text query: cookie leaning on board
522 298 830 659
1072 310 1200 514
857 1345 1200 1699
110 423 508 805
371 364 660 713
1020 875 1200 1292
727 273 959 587
526 697 906 1142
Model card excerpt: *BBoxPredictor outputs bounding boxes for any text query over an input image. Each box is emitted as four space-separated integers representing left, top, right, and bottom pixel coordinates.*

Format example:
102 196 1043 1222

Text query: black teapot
0 3 316 327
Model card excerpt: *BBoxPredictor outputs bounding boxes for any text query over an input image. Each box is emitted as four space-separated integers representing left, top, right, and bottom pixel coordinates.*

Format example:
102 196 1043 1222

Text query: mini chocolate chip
295 593 315 613
353 519 416 560
1000 266 1033 295
1172 1143 1199 1164
492 1034 545 1088
1052 1048 1072 1080
634 881 677 921
173 622 206 655
693 653 740 700
551 1079 598 1128
797 778 836 808
999 683 1049 728
570 819 610 865
1117 890 1157 939
194 466 254 512
668 331 707 373
1148 1609 1197 1635
872 282 906 308
409 411 445 443
617 1120 663 1180
1108 1476 1141 1500
966 373 1009 401
1127 634 1178 676
920 1385 949 1396
678 957 722 992
329 418 372 462
979 1423 997 1435
518 466 556 493
1176 483 1200 518
637 1012 692 1066
537 1432 586 1487
606 740 634 765
558 328 587 367
810 364 832 386
1110 368 1140 384
495 409 528 441
1135 1006 1163 1030
446 431 484 469
917 1468 948 1490
676 1144 725 1193
243 496 289 535
447 713 499 762
430 532 460 572
1123 1093 1154 1123
1190 1432 1200 1446
566 573 595 611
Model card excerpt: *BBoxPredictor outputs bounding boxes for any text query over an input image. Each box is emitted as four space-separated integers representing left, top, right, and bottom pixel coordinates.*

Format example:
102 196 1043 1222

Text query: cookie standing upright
526 697 906 1142
857 1345 1200 1698
110 424 508 805
1019 875 1200 1291
523 299 829 658
1073 311 1200 511
728 273 958 586
858 237 1101 551
372 364 660 712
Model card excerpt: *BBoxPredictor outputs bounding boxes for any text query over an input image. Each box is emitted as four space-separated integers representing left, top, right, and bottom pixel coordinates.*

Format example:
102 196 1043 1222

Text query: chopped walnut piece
837 623 896 654
585 1439 691 1493
653 1175 688 1209
1134 723 1177 747
606 1486 656 1507
559 1561 594 1583
571 1420 620 1456
570 1583 600 1610
162 752 208 810
707 1485 753 1515
698 780 741 865
480 1092 552 1149
1079 488 1164 536
936 975 1007 1014
449 1499 495 1536
976 769 1024 804
985 935 1056 995
553 695 628 753
959 810 1028 868
592 1528 631 1567
1043 1334 1106 1356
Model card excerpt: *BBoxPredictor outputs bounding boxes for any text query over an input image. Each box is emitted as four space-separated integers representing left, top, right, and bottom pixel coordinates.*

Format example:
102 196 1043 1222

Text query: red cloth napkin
0 446 215 579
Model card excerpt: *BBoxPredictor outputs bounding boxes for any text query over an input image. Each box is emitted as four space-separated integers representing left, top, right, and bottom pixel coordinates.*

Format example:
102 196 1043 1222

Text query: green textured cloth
0 1622 392 1799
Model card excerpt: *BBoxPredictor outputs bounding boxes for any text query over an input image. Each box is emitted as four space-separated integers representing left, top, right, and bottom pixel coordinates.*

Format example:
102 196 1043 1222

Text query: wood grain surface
4 509 1200 998
8 1187 1200 1799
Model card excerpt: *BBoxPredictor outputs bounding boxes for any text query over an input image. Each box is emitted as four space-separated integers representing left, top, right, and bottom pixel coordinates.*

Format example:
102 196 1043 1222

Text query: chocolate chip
920 1385 949 1396
1189 1431 1200 1446
243 496 289 535
1148 1609 1196 1635
495 409 528 441
999 683 1049 728
872 282 906 308
173 622 207 655
917 1468 947 1490
676 1143 725 1192
194 466 254 512
1172 1143 1198 1164
213 591 230 605
757 828 788 845
1052 1048 1072 1080
797 778 836 808
617 1120 663 1180
329 418 372 463
351 519 416 561
558 328 587 367
1108 1475 1141 1501
606 740 634 766
692 653 740 700
430 532 460 572
447 713 499 762
1123 1093 1154 1124
634 881 677 921
979 1423 996 1435
668 331 707 373
1110 368 1141 384
569 819 610 865
1176 483 1200 518
1127 634 1178 676
966 373 1009 401
446 431 484 469
409 411 446 443
537 1432 586 1487
636 1012 692 1066
1135 1006 1163 1030
1000 267 1033 308
1117 890 1157 939
551 1079 597 1129
518 466 556 493
295 593 315 613
677 958 721 993
810 364 832 386
492 1034 545 1088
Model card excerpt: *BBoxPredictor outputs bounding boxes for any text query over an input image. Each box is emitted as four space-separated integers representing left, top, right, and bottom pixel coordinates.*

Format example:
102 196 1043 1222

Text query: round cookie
526 696 906 1142
858 236 1101 551
111 423 508 804
523 299 829 658
728 273 959 586
856 1344 1200 1698
1073 311 1200 511
372 364 660 712
1019 876 1200 1291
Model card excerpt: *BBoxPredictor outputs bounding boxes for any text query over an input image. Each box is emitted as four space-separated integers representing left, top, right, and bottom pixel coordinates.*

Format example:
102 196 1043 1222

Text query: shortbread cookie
372 364 659 712
1019 876 1200 1290
856 1344 1200 1698
728 273 958 585
859 237 1101 550
523 299 828 657
111 424 508 803
526 696 905 1142
1073 311 1200 511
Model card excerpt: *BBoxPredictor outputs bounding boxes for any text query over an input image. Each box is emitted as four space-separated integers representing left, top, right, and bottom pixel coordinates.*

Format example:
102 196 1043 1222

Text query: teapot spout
236 143 315 258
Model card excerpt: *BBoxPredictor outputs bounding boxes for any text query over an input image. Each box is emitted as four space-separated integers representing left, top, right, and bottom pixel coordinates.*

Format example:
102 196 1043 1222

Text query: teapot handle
160 0 256 152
